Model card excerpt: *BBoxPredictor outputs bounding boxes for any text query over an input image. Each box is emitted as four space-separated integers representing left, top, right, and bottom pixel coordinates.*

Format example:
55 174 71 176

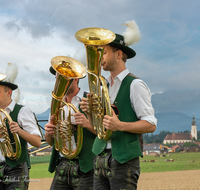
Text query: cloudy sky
1 0 200 115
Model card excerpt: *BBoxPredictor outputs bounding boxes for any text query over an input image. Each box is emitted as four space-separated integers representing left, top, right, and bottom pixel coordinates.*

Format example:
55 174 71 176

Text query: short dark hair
110 45 128 63
4 86 12 92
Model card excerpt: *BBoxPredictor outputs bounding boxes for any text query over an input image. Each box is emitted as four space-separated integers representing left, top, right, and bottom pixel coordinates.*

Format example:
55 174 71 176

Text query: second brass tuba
50 56 86 159
0 109 22 160
75 27 116 141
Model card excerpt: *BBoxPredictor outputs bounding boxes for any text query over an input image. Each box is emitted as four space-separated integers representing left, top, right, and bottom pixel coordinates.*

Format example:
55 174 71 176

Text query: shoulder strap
9 104 23 122
32 112 45 141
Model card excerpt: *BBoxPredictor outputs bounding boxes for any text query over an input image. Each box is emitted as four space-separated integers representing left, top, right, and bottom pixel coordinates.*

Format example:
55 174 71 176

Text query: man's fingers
49 115 55 123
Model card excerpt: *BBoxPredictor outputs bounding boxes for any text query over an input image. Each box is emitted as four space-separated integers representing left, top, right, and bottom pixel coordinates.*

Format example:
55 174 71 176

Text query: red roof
164 133 192 141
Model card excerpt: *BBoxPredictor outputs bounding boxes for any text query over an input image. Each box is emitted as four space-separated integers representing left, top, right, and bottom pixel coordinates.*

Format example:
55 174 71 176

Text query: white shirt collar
5 100 16 113
106 68 129 85
71 89 82 103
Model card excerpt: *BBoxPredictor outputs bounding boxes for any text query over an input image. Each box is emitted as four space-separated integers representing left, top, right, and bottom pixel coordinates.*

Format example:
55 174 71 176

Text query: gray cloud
1 0 200 114
152 90 200 117
21 19 52 38
4 20 21 31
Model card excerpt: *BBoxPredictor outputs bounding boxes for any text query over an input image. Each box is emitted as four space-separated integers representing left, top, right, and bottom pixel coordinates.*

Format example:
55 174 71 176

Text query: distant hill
36 108 50 120
154 112 200 134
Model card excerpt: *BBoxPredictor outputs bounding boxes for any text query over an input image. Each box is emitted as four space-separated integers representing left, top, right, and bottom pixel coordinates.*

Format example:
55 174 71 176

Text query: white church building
163 114 197 144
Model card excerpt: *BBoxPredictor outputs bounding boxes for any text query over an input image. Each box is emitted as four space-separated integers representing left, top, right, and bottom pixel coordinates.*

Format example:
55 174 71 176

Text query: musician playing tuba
45 63 96 190
0 63 41 190
80 20 157 190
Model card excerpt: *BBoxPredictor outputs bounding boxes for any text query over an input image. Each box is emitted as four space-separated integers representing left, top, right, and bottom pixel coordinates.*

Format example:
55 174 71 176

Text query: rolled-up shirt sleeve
130 79 157 127
17 107 42 137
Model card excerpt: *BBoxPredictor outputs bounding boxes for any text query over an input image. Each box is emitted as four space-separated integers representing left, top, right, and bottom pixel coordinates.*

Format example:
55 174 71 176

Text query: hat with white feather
109 20 141 59
0 63 18 90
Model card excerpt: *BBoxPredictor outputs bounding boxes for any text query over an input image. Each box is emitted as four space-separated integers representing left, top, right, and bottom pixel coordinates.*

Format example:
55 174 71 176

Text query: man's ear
7 89 12 97
116 50 123 59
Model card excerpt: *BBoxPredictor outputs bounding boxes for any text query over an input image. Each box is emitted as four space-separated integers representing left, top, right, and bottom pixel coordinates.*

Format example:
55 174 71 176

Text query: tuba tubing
75 27 116 141
50 56 86 159
0 109 22 160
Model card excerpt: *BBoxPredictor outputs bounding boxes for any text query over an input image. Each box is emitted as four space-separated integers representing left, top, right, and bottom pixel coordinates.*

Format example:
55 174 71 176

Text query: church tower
191 114 197 140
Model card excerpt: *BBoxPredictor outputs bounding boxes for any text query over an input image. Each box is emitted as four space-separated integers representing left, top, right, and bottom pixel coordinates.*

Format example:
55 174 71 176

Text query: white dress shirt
106 69 157 148
0 100 42 162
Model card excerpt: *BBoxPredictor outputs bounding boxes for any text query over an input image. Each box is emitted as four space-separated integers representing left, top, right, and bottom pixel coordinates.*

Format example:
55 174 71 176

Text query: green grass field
29 155 54 178
29 152 200 178
29 163 54 178
140 152 200 173
30 155 51 164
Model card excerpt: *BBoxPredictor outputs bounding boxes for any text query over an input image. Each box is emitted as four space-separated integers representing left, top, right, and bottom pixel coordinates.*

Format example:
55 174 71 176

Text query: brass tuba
50 56 86 159
0 109 22 160
0 73 6 81
75 27 115 141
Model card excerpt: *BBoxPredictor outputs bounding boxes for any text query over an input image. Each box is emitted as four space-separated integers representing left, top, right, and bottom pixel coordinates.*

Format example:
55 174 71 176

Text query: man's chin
102 66 108 71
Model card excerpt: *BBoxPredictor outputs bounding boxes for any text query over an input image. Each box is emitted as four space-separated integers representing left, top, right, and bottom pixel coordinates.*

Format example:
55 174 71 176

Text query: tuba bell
0 109 22 160
75 27 116 141
50 56 87 159
0 73 6 81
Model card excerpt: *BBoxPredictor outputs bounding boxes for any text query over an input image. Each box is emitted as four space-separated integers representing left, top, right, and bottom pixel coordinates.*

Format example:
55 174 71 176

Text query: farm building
143 144 161 155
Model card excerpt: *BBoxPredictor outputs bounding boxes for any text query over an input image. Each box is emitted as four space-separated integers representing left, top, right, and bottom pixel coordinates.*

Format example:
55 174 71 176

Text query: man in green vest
0 69 41 189
80 20 157 190
45 67 96 190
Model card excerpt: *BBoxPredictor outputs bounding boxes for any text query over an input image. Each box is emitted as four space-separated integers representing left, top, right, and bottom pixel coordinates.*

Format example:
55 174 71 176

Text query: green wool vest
92 74 143 164
48 108 96 173
5 104 30 168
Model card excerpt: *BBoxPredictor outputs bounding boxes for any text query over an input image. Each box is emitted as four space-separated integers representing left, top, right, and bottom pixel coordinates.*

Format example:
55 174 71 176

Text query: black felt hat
0 74 18 90
109 20 141 59
109 34 136 59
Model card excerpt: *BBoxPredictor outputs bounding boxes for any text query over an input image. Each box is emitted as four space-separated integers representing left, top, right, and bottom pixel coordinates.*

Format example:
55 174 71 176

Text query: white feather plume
5 63 18 83
13 88 20 103
5 63 20 103
122 20 141 46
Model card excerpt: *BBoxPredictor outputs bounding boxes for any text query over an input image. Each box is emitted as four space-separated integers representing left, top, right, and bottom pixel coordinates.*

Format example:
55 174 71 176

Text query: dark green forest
143 130 200 144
